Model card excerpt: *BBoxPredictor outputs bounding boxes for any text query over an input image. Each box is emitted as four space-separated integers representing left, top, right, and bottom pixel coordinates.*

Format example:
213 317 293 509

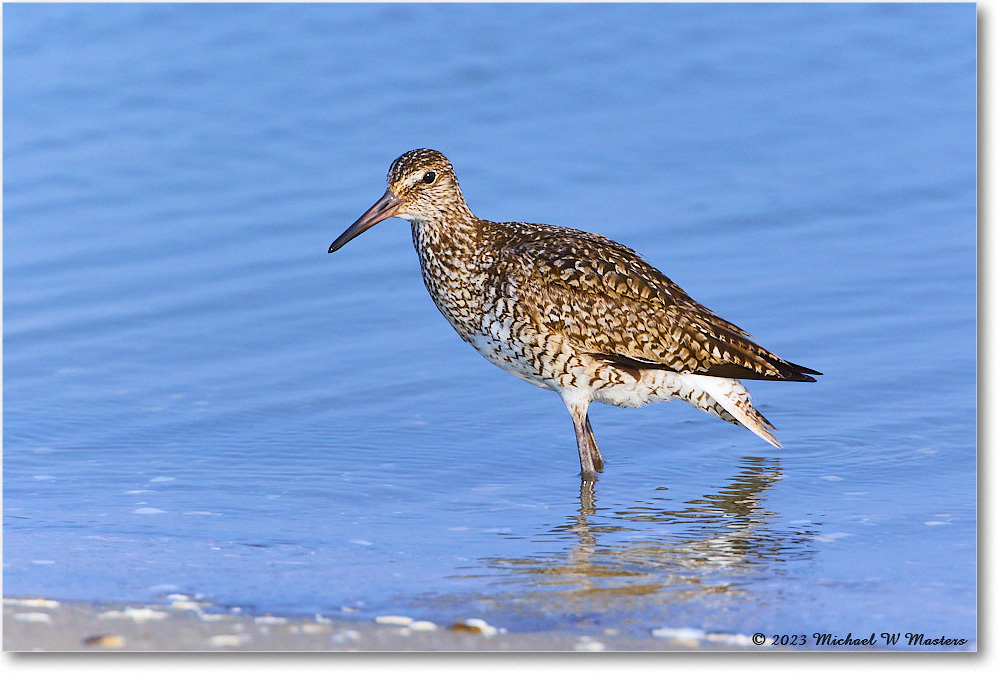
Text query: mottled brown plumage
330 149 820 479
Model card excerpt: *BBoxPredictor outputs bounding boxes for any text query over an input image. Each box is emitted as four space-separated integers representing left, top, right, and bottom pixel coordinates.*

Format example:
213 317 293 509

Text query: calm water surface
3 3 975 647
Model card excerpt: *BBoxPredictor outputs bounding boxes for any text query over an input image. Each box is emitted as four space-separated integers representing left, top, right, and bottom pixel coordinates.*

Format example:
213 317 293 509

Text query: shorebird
330 149 819 478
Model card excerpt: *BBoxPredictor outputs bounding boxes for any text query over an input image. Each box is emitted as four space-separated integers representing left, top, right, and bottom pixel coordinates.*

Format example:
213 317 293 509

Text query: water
3 3 976 648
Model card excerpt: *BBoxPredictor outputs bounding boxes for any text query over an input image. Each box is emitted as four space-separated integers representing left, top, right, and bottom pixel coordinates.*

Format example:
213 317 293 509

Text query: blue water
3 3 976 649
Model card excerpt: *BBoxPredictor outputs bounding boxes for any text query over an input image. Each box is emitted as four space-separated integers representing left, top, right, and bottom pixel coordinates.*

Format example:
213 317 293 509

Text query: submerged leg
561 391 604 479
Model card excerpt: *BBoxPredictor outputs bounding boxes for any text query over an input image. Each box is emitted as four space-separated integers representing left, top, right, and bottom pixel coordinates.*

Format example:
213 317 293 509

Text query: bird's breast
411 222 491 341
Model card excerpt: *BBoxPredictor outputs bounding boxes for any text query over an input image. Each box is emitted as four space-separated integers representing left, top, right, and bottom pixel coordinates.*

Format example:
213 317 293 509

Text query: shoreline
4 596 757 652
7 596 971 652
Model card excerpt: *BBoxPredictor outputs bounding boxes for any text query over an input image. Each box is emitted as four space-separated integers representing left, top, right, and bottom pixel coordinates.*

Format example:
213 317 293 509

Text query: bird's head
329 149 468 253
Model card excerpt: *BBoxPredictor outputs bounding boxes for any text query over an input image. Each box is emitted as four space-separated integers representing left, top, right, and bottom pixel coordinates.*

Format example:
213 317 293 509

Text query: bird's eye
421 171 436 184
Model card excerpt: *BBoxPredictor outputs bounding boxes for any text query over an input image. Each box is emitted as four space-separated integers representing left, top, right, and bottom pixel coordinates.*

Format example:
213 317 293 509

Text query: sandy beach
3 596 762 652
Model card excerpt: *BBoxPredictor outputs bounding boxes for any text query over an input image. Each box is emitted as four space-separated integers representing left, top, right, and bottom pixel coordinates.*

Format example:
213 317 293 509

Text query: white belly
467 330 556 390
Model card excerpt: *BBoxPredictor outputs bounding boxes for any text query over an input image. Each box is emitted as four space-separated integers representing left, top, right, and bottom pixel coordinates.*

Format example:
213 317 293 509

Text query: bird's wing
494 228 819 382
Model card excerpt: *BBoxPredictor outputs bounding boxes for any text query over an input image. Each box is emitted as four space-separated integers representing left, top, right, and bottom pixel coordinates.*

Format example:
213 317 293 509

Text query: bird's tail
679 374 781 448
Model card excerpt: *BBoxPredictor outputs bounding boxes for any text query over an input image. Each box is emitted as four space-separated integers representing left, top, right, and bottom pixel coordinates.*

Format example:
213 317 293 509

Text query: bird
329 149 820 479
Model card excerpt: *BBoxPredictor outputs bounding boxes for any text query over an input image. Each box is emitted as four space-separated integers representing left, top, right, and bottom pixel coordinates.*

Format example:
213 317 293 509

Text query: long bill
329 188 403 253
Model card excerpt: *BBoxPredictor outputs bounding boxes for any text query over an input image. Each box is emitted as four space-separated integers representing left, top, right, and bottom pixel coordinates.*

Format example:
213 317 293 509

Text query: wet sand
3 596 755 652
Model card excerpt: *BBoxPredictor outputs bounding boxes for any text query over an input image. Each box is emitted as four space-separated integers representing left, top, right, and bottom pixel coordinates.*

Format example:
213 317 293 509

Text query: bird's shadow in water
473 456 820 623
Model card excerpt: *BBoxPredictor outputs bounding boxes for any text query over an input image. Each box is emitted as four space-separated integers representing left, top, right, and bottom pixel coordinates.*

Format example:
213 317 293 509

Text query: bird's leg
563 392 603 479
584 414 604 473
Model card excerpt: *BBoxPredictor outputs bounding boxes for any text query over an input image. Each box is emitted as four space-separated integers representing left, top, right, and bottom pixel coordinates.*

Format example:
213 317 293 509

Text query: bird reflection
479 457 818 614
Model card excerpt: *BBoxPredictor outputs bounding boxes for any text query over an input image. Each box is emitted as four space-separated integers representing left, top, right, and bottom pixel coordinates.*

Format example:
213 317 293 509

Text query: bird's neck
410 204 485 264
409 206 495 339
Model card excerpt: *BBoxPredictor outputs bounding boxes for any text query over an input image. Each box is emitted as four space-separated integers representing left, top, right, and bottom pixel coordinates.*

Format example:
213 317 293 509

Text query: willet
330 149 819 478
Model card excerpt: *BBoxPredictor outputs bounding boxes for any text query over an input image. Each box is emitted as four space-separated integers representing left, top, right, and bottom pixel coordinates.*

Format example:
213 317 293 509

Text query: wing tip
702 362 821 382
786 361 822 380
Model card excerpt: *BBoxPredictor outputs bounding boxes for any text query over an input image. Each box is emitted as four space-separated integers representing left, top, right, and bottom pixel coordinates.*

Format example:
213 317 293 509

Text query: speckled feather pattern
338 149 819 474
